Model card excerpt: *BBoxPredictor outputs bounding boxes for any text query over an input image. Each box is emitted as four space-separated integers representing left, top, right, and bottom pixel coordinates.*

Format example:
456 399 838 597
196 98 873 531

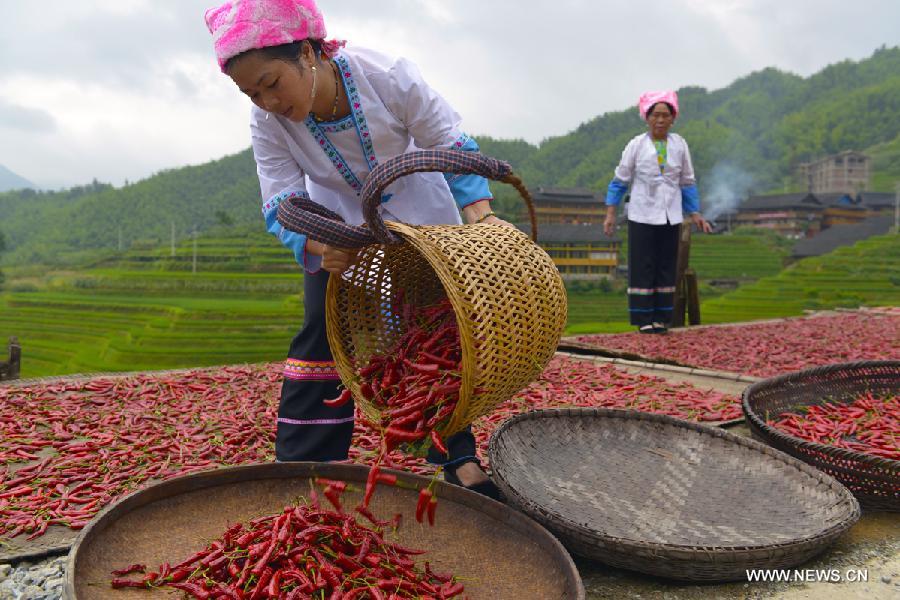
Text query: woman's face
228 47 316 122
646 103 674 139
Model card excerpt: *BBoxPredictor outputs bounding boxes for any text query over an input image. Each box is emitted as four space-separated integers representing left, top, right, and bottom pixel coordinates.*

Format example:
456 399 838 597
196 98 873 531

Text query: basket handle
276 150 537 248
359 150 537 244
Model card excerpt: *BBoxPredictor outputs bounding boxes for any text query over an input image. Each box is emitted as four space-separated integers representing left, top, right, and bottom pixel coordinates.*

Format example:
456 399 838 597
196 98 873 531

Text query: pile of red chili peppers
1 357 741 542
575 312 900 377
330 298 461 463
110 479 464 599
768 391 899 460
0 365 280 540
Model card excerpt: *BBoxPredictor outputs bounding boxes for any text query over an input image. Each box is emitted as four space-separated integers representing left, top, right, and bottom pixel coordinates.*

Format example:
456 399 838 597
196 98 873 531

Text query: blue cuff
681 184 700 214
262 190 319 271
444 136 493 209
606 179 629 206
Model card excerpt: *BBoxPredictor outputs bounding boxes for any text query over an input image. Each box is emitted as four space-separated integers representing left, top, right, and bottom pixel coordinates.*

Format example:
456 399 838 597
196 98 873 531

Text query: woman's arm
604 140 637 236
678 139 711 232
251 115 322 270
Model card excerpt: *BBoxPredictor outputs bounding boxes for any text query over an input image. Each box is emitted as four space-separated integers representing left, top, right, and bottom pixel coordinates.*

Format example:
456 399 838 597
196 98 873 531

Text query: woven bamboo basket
489 408 860 581
277 151 567 436
66 463 585 599
742 360 899 511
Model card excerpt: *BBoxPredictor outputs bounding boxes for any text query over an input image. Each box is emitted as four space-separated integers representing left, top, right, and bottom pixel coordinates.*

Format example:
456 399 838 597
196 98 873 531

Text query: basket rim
741 360 900 471
488 407 861 556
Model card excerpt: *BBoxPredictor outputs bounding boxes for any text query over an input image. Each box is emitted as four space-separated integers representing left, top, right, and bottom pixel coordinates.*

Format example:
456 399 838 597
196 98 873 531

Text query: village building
515 223 620 280
795 151 871 195
733 193 825 238
523 187 605 225
817 193 871 228
514 187 621 279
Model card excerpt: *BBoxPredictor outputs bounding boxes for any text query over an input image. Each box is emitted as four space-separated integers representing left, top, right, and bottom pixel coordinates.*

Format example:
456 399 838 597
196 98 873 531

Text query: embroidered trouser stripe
277 271 477 465
627 220 680 326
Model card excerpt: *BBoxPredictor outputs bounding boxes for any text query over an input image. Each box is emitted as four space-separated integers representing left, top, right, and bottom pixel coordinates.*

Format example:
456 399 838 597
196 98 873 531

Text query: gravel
0 556 65 600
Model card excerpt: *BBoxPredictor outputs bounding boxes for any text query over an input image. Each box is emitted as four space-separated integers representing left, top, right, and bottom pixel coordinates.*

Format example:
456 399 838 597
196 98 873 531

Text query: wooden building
516 223 620 280
523 187 604 225
857 192 897 216
818 193 870 228
734 193 824 238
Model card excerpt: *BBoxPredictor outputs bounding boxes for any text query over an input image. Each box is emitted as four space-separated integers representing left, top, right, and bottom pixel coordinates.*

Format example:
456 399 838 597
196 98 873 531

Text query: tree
215 210 235 226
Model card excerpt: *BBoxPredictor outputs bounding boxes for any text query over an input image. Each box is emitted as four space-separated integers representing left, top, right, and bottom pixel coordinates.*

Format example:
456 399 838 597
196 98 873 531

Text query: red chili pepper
110 564 146 576
427 496 438 526
430 431 448 456
323 388 353 408
415 488 432 524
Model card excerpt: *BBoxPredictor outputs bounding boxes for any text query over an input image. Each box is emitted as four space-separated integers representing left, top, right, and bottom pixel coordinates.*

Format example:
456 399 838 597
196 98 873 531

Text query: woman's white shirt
612 133 696 225
250 46 466 235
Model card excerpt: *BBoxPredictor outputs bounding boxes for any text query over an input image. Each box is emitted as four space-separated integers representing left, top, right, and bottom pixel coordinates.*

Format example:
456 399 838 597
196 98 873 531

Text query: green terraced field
2 227 894 379
0 291 303 377
702 234 900 323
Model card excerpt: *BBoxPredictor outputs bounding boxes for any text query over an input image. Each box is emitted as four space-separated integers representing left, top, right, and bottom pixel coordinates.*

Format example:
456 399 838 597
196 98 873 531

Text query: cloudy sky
1 0 898 189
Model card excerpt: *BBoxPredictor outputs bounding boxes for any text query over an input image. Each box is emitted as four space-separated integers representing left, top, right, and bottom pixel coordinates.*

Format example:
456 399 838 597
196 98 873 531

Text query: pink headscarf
204 0 346 72
638 90 679 121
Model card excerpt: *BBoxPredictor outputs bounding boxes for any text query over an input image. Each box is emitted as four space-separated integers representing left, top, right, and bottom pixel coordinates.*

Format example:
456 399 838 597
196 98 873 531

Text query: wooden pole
0 337 20 381
671 219 692 328
685 269 701 325
894 181 899 234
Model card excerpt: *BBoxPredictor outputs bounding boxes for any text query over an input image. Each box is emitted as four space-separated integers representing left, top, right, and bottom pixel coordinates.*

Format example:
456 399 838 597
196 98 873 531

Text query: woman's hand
690 212 713 233
307 239 359 274
321 244 360 273
603 215 616 237
462 200 514 228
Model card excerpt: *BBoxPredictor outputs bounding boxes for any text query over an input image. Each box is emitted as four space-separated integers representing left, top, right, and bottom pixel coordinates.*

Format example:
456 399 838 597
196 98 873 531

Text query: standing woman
603 90 711 334
204 0 504 499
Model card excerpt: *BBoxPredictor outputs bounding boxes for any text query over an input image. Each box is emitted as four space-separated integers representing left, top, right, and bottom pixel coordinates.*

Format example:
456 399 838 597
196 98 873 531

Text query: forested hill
3 45 900 265
0 164 35 192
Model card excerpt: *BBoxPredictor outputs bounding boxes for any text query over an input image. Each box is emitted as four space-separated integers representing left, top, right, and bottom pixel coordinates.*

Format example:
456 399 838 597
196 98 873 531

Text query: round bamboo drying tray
742 360 899 511
65 462 584 599
489 408 860 581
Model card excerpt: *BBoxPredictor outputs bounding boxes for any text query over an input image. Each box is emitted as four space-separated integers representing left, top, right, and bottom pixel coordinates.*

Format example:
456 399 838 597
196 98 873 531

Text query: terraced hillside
702 233 900 322
1 227 304 378
2 226 888 378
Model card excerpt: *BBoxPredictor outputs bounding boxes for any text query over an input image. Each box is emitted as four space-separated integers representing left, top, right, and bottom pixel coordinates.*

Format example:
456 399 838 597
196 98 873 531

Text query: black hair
225 39 323 74
645 102 676 119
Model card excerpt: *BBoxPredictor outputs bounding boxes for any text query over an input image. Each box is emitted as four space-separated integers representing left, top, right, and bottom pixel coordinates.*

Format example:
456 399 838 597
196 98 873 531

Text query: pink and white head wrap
638 90 679 121
204 0 346 72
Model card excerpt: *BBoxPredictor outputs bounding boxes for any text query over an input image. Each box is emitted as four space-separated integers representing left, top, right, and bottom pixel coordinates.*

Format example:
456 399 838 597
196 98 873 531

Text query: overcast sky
1 0 898 189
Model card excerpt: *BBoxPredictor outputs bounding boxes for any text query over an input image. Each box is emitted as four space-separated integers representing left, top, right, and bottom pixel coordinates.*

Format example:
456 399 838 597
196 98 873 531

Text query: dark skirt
627 220 680 327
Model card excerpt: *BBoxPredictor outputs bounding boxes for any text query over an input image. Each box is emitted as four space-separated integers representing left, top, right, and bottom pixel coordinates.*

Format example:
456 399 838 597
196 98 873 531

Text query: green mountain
0 164 35 192
3 45 900 265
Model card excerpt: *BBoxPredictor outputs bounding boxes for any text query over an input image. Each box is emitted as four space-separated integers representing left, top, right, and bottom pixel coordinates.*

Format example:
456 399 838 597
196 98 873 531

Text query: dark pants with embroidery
627 220 680 327
276 270 478 468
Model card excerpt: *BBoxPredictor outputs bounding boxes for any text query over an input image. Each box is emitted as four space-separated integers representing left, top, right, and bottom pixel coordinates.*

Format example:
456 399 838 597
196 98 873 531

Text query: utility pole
894 181 899 234
192 226 198 274
171 220 176 257
118 226 123 252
